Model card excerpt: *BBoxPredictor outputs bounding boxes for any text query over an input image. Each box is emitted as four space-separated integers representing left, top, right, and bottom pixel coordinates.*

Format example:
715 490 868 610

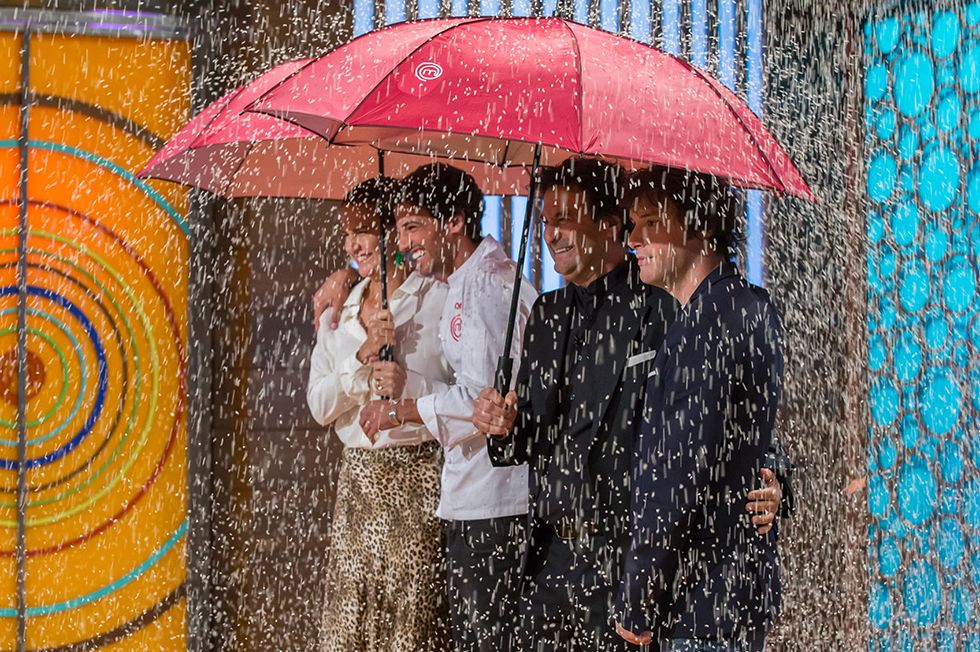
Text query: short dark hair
538 158 625 227
623 167 744 258
397 163 484 241
343 176 399 230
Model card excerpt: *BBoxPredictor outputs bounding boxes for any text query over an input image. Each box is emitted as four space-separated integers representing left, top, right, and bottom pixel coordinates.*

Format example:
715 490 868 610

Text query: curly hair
396 163 484 241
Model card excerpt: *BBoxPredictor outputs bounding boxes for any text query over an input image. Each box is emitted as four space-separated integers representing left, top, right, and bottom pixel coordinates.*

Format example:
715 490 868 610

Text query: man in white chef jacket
354 163 537 652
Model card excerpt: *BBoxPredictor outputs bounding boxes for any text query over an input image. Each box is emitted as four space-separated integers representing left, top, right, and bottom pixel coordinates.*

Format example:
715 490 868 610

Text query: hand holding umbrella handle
379 344 394 362
378 344 394 399
494 357 514 395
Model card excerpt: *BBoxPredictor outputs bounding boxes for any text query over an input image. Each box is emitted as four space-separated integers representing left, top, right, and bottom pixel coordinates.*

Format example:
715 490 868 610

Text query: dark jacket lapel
530 287 574 418
588 282 646 438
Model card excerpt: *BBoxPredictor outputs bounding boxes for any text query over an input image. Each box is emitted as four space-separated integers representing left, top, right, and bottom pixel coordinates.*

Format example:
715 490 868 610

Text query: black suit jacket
488 259 677 578
616 264 784 640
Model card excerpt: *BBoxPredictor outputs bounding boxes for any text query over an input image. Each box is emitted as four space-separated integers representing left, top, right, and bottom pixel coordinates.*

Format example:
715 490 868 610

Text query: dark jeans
517 527 630 652
446 515 528 652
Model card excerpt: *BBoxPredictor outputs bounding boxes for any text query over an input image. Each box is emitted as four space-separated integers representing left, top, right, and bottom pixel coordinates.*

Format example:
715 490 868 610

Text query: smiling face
540 185 621 287
394 203 456 279
340 204 382 278
626 192 699 289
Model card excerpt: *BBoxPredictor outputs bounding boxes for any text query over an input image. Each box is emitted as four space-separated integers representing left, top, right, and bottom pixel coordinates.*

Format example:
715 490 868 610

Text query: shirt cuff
338 352 371 400
415 393 440 439
403 369 430 399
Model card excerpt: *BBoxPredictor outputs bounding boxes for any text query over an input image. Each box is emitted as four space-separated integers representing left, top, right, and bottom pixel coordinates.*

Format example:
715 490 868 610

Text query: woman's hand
359 400 400 442
312 267 359 331
371 361 406 398
357 309 395 364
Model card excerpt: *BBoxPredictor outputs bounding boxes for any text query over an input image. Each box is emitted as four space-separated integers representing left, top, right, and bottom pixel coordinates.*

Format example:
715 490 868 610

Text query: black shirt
536 260 632 525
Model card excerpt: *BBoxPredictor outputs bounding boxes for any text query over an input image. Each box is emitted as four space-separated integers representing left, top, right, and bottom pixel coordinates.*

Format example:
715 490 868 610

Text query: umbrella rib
561 20 586 156
498 139 510 168
186 87 244 151
222 138 259 197
675 58 791 194
245 45 362 132
246 108 343 143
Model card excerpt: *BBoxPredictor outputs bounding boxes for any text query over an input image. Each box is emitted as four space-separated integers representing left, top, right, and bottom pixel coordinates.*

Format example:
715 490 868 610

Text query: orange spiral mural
0 21 190 650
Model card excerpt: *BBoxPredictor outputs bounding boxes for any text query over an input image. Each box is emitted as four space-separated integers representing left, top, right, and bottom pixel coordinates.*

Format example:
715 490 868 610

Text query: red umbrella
138 59 526 199
138 55 526 364
246 16 813 389
247 16 812 200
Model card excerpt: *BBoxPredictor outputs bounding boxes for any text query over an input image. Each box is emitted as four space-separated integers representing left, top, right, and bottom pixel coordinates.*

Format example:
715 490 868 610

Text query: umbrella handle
494 143 542 394
378 343 393 401
494 357 514 396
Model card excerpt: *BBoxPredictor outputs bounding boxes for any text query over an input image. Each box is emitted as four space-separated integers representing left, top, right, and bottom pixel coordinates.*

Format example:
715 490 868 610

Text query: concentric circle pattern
0 31 191 650
865 5 980 649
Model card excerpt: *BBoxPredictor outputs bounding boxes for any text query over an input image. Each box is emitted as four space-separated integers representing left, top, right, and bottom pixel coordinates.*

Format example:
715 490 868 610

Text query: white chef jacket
416 236 537 521
307 272 452 449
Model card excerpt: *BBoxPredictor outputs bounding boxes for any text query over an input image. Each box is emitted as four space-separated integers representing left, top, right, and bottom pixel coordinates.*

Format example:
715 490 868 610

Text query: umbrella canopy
138 57 527 198
246 16 814 390
247 16 814 201
145 16 814 390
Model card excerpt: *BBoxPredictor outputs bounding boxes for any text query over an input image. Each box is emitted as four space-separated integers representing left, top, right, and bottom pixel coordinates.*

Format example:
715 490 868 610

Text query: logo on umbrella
414 62 443 82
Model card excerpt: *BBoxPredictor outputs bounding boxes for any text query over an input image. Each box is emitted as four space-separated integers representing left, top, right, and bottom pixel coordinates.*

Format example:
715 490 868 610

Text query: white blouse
307 272 452 449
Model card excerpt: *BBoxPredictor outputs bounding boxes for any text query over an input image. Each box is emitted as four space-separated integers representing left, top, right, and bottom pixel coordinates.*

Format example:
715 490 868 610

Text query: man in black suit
615 168 784 651
472 159 790 651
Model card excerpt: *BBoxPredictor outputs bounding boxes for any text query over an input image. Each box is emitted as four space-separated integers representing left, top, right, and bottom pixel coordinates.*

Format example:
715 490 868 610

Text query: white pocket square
626 350 658 368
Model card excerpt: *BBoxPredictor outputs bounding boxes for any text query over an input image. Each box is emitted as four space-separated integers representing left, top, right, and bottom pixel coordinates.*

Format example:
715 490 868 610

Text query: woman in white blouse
308 177 453 652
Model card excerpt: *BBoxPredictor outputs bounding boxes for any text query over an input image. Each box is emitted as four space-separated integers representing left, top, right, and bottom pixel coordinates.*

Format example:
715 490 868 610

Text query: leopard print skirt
321 441 450 652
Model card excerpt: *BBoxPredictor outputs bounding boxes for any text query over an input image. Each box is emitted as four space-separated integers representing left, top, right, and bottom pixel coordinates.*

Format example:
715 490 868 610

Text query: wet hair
396 163 484 241
622 167 744 259
537 158 626 238
343 176 399 231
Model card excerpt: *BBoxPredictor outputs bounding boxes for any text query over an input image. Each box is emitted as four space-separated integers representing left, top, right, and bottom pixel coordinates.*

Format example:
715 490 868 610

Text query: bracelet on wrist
387 401 405 427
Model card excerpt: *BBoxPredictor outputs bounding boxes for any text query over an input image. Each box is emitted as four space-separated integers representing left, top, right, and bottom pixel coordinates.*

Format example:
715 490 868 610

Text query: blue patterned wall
865 4 980 649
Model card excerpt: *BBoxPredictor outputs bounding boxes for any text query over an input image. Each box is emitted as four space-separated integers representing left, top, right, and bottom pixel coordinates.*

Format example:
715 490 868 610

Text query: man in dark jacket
615 168 784 651
472 159 790 651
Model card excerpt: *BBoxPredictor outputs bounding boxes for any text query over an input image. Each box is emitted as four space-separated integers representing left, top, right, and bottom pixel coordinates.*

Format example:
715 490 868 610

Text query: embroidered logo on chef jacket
450 302 463 341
